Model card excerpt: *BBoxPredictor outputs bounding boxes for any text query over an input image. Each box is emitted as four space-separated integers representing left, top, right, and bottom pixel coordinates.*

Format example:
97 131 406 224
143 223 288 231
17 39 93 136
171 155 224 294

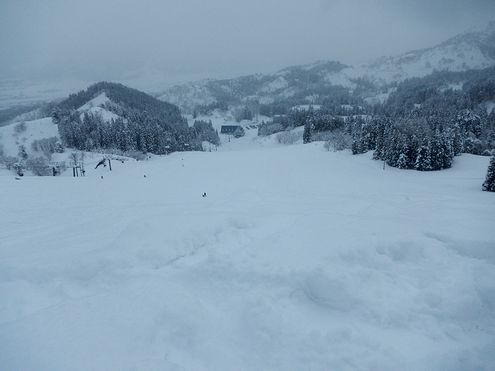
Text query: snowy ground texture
1 143 495 371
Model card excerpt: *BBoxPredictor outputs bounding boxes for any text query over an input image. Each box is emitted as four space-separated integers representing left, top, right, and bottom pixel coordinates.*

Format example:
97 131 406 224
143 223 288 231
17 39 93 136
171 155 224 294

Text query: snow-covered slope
484 100 495 114
1 143 494 370
0 117 58 157
352 22 495 85
160 80 218 110
158 61 349 111
0 92 122 160
77 92 120 122
159 22 495 110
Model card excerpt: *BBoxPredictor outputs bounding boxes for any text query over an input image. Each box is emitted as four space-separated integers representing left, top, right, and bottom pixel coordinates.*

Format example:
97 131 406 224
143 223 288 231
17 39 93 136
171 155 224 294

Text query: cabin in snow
220 125 242 134
272 115 287 124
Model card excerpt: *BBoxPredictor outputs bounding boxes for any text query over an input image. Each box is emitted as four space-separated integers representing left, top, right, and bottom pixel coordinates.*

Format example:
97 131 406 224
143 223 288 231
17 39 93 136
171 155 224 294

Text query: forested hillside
255 66 495 171
159 23 495 116
53 82 218 154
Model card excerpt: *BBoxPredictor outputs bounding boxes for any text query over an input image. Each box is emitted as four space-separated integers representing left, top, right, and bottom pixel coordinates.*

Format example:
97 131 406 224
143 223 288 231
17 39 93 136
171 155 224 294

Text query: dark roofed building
220 125 241 134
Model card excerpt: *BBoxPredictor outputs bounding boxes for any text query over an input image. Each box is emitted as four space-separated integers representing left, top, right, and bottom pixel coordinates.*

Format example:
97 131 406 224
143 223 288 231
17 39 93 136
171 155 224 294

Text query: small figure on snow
202 192 207 198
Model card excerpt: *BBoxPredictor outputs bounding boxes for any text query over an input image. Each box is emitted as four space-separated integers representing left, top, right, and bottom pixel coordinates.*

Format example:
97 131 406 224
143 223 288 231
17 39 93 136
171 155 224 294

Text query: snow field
0 117 58 158
0 144 494 370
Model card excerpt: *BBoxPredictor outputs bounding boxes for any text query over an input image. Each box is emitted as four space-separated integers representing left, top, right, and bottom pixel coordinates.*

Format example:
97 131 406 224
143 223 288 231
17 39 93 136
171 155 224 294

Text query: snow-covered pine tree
441 130 454 169
372 119 385 160
452 123 464 156
430 128 445 170
383 123 400 167
351 133 363 155
395 137 411 169
17 145 28 160
397 153 408 169
303 121 312 144
415 139 432 171
482 156 495 192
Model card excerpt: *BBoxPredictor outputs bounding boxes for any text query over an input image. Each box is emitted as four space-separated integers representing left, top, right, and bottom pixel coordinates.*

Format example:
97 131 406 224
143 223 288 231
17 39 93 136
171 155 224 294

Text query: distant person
202 192 207 198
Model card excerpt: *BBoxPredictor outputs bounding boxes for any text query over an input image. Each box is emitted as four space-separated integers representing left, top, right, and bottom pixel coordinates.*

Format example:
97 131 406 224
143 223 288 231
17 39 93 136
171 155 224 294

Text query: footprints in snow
424 232 495 264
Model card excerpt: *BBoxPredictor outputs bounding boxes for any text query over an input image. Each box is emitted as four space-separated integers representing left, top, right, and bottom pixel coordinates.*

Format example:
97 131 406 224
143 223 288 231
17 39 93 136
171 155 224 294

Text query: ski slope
0 96 118 164
0 117 58 157
77 92 120 122
1 143 494 370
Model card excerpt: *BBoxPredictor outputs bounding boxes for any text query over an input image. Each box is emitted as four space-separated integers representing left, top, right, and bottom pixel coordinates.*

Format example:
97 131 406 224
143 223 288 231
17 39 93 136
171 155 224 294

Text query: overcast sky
0 0 494 88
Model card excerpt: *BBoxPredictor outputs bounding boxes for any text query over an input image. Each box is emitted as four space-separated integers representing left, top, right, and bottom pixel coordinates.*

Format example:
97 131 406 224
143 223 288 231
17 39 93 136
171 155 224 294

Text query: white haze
0 0 494 89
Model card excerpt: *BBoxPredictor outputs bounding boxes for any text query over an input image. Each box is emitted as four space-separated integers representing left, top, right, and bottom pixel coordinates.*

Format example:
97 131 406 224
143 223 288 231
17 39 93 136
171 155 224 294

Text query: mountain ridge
159 22 495 112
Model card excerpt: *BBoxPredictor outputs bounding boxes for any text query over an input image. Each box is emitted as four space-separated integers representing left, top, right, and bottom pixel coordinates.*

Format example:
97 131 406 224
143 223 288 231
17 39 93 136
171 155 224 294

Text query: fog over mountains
1 0 495 109
159 22 495 111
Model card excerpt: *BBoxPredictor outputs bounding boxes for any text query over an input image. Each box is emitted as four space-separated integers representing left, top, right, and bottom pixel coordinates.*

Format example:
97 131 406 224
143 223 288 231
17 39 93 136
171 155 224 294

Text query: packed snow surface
1 143 494 370
77 92 110 111
77 92 120 122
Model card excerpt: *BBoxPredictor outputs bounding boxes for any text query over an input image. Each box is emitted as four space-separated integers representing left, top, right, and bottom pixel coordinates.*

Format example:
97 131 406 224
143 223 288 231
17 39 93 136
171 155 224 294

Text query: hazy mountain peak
158 21 495 111
357 22 495 85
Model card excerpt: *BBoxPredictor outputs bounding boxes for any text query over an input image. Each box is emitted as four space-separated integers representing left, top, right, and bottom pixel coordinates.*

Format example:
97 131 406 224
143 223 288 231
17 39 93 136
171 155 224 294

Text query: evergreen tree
397 139 413 169
430 128 444 170
440 130 454 169
452 123 464 156
482 156 495 192
351 134 360 155
372 118 387 160
303 121 312 144
415 139 432 171
17 145 28 160
397 153 408 169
